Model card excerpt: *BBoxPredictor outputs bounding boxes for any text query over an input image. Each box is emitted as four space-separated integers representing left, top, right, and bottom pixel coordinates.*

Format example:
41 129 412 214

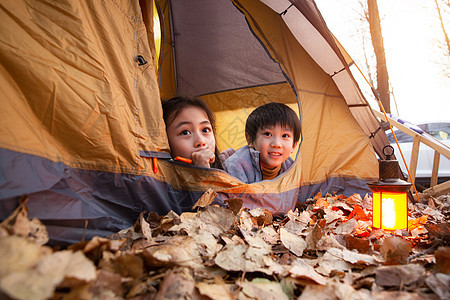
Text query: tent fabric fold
1 0 384 244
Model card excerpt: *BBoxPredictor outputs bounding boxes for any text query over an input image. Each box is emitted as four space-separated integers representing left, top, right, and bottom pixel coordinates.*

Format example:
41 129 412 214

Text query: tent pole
154 0 164 89
168 0 178 94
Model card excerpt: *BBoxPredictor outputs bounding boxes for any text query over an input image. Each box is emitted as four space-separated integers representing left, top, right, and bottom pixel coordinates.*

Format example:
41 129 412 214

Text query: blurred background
315 0 450 124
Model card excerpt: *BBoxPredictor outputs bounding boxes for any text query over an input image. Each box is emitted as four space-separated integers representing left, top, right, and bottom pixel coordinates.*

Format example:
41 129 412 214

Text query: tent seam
111 0 136 20
131 10 141 174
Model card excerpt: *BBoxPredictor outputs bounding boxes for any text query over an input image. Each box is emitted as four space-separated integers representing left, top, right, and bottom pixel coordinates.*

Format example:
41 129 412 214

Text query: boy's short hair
245 102 301 144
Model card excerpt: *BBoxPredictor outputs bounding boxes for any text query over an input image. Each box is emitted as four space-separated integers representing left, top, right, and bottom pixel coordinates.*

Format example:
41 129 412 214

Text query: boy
221 102 301 183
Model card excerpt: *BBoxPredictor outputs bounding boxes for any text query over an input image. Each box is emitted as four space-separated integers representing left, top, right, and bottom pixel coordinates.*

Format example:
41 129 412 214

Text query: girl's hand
191 148 215 168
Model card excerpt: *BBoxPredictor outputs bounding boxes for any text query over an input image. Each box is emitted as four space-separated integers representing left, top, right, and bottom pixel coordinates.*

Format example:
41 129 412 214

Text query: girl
162 97 223 169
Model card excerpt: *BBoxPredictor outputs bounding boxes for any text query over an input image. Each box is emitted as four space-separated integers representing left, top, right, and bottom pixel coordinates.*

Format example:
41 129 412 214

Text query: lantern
367 145 412 230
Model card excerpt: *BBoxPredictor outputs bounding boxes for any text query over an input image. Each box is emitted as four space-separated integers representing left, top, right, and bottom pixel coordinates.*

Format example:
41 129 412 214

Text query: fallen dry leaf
371 290 423 300
214 244 247 272
0 235 44 278
1 197 48 245
143 235 203 269
280 227 307 257
408 215 428 232
297 283 336 300
434 246 450 274
260 225 279 244
98 252 144 280
224 198 243 215
347 205 369 222
425 273 450 300
316 249 354 276
380 236 412 265
90 269 124 297
425 222 450 246
344 234 373 254
375 264 426 288
249 207 273 226
305 220 325 250
316 234 346 251
240 278 289 300
326 247 379 266
0 250 96 300
196 281 235 300
289 259 328 285
192 230 223 258
335 218 358 235
192 188 218 209
155 267 198 299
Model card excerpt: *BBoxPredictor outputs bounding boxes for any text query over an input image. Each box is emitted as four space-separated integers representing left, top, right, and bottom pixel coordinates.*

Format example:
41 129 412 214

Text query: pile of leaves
0 192 449 300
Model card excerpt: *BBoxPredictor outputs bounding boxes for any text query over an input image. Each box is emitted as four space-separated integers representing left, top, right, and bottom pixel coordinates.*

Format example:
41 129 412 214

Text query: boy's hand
191 148 215 168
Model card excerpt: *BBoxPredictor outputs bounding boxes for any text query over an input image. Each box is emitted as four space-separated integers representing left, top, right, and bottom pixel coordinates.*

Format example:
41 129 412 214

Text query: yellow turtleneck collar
261 164 281 180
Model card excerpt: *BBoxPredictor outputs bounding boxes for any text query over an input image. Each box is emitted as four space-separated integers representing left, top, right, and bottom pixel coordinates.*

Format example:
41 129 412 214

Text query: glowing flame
382 197 396 229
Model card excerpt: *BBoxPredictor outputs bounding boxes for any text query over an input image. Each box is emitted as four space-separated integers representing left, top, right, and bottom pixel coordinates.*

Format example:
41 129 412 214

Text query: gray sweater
221 145 294 183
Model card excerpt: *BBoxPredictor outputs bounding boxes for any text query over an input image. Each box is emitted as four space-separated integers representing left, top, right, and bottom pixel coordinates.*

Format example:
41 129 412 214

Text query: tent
0 0 389 244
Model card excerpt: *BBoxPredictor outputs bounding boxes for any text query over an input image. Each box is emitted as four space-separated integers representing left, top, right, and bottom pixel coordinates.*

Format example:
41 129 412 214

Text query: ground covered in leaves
0 192 449 300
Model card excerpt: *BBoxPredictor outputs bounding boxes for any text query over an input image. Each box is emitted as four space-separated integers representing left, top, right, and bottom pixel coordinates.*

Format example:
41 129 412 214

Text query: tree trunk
367 0 390 113
434 0 450 57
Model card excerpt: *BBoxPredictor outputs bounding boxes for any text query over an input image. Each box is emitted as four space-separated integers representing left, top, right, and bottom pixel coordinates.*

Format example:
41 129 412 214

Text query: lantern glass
372 191 408 230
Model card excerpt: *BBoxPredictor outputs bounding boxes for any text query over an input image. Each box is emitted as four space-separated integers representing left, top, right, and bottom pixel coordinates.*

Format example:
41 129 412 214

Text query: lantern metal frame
367 145 412 230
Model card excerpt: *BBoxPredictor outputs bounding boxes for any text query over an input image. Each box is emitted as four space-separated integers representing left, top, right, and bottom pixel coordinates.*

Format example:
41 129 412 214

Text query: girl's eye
180 130 191 136
202 127 212 133
263 131 271 137
282 133 291 138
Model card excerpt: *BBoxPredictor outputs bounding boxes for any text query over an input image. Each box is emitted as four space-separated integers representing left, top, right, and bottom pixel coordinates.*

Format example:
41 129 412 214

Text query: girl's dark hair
162 96 223 169
245 102 301 144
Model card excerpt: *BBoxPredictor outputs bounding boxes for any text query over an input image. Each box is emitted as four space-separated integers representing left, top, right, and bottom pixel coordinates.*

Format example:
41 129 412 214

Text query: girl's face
166 106 216 162
247 124 296 170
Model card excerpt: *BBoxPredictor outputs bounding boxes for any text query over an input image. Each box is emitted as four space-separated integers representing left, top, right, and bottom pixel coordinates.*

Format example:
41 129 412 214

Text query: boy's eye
180 130 191 136
282 133 292 138
263 131 271 136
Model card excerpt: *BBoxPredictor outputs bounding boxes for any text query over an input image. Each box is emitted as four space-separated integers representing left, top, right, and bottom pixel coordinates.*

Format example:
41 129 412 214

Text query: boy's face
247 124 297 170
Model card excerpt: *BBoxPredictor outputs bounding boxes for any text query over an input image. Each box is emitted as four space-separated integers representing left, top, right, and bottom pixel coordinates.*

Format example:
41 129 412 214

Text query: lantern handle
383 145 394 160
